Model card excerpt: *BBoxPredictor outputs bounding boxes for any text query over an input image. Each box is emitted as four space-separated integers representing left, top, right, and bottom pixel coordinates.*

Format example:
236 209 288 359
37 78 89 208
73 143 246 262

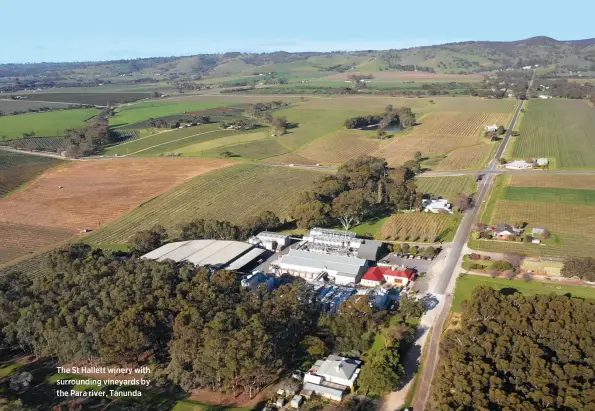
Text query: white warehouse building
274 249 368 285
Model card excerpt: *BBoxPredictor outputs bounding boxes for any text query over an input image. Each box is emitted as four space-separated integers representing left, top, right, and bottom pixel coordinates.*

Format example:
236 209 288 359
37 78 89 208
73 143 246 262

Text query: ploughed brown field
0 157 235 265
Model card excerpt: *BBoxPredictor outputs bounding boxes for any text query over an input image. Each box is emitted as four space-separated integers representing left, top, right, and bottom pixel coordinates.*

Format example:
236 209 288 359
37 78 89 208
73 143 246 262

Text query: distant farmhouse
493 224 522 240
485 124 499 132
360 266 416 287
505 158 548 169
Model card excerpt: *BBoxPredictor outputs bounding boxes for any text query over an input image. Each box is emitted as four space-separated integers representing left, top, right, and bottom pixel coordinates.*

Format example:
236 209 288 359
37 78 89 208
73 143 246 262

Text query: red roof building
360 266 415 287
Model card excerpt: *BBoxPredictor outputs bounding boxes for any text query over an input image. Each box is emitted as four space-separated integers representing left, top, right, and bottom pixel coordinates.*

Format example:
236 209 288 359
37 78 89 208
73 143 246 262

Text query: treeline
243 101 291 135
0 104 94 117
148 115 211 129
533 78 595 99
561 256 595 281
0 244 423 398
291 156 422 230
430 286 595 410
63 117 115 157
344 105 416 129
132 210 282 253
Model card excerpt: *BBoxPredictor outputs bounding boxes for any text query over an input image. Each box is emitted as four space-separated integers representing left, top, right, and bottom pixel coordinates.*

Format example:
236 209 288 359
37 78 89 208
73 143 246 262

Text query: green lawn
348 217 391 237
501 186 595 205
452 274 595 312
0 361 22 377
0 108 98 138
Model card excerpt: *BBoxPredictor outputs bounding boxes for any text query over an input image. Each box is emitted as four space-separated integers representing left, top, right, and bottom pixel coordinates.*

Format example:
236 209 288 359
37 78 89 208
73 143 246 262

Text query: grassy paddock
452 274 595 312
0 108 98 138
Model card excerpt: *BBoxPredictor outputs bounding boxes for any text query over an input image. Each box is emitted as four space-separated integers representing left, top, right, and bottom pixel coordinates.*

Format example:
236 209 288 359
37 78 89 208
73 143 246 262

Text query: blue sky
1 0 594 63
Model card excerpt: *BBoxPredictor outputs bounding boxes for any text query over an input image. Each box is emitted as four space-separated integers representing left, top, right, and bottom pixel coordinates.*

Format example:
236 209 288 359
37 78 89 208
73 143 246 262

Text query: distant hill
1 37 594 85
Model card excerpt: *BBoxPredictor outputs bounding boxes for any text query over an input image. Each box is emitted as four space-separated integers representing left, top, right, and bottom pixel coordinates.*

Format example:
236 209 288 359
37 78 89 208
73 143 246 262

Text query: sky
1 0 594 64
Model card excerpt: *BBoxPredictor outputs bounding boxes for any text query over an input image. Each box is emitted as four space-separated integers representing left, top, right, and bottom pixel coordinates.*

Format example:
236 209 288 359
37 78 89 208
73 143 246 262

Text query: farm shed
356 240 384 261
142 240 261 270
275 250 368 285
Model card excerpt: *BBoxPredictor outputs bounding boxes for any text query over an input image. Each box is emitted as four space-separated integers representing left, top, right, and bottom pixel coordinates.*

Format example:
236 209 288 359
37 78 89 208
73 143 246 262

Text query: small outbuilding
290 395 304 408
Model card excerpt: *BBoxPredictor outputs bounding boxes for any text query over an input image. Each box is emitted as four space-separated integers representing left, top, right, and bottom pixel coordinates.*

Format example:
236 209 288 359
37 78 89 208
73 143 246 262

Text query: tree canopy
430 286 595 410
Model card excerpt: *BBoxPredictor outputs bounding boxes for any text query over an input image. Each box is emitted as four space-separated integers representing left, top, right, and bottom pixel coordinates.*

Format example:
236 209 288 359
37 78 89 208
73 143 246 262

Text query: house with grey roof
493 224 522 239
303 355 362 401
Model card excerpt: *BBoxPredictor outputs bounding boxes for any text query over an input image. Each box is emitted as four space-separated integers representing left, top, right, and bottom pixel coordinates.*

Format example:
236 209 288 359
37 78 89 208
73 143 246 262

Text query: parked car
380 259 390 264
416 255 422 260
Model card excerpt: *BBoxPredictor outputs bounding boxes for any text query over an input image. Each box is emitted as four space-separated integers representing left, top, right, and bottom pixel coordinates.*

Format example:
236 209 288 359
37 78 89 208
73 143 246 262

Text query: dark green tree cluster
344 106 416 130
64 118 116 157
178 211 281 242
292 156 421 229
561 257 595 282
0 245 317 397
430 286 595 410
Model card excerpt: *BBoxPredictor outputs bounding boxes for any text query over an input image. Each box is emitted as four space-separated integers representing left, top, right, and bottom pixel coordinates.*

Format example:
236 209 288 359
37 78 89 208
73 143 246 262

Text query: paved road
412 70 536 409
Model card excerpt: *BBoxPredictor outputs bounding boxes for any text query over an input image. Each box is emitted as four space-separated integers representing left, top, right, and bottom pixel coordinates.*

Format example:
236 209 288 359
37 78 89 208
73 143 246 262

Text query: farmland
374 111 510 167
296 130 389 164
0 150 65 197
1 136 67 152
0 99 73 114
0 108 99 139
0 158 235 264
415 175 476 200
377 213 460 242
110 100 240 127
12 92 151 106
86 164 328 246
472 174 595 257
511 99 595 169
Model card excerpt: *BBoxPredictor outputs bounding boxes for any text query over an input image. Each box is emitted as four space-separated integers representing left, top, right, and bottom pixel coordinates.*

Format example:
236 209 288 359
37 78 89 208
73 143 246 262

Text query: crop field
510 174 595 190
0 158 234 264
176 131 268 155
415 175 476 200
1 136 67 152
261 152 319 165
324 72 484 82
0 150 65 196
103 123 240 156
434 144 494 170
86 164 328 245
511 99 595 169
13 92 151 105
111 100 240 127
473 175 595 257
0 252 52 279
0 108 99 139
202 139 290 159
377 213 459 242
375 111 510 166
0 99 73 114
296 130 389 164
500 187 595 205
275 107 371 149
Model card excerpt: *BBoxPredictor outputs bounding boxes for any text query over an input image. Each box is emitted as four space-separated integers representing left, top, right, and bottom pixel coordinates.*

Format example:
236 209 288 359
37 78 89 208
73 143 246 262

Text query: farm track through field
122 129 237 156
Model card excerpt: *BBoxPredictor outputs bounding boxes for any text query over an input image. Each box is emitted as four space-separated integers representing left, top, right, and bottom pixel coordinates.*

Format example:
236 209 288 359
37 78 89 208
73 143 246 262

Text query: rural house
505 160 534 170
493 224 522 240
303 355 362 401
485 124 499 132
536 158 549 166
360 266 416 287
422 198 453 214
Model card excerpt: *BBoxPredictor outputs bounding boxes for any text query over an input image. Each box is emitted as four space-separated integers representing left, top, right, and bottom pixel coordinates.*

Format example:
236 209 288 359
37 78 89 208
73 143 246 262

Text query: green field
0 151 65 196
0 108 98 139
511 99 595 169
86 164 328 245
501 186 595 205
103 124 246 156
472 175 595 258
0 99 73 114
452 274 595 312
415 175 477 201
111 100 239 127
202 139 290 159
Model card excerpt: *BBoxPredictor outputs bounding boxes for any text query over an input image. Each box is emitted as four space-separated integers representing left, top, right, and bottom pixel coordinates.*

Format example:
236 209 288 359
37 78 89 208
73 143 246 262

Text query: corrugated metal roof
226 248 266 270
302 382 345 398
142 240 253 267
278 250 365 276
